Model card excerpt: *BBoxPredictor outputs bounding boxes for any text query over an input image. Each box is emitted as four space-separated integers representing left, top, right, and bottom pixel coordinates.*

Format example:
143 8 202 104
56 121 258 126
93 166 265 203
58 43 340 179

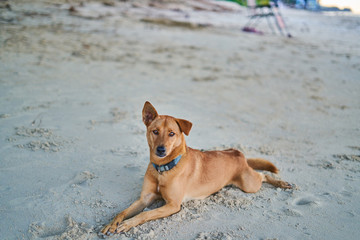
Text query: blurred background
1 1 359 239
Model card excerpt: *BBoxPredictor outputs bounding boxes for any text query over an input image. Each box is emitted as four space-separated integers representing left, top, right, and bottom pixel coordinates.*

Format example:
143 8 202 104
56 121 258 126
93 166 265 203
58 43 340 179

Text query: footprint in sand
70 171 96 186
293 195 321 207
283 208 303 217
192 76 218 82
29 216 94 239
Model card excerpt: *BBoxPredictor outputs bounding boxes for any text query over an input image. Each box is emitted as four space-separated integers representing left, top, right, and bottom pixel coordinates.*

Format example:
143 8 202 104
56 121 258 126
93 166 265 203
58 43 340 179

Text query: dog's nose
156 146 166 156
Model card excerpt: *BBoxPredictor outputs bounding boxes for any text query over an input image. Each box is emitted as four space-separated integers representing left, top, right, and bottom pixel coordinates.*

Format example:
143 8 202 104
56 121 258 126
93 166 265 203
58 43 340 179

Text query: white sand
1 0 360 239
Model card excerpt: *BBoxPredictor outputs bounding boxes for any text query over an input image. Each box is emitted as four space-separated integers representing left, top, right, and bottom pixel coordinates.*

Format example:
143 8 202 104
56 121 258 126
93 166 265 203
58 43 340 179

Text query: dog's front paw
117 219 136 233
281 181 296 189
100 216 124 236
100 223 117 236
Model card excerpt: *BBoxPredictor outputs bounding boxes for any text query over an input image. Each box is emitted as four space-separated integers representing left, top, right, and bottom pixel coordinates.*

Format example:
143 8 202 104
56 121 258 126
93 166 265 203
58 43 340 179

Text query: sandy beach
1 0 360 239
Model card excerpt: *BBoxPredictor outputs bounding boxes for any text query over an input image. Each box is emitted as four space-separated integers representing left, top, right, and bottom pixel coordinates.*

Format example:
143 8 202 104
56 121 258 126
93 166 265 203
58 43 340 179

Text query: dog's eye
153 130 159 135
169 132 175 137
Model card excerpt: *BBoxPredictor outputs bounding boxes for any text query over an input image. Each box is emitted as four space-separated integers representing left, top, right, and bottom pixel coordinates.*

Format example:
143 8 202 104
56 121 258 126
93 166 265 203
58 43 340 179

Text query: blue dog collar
152 155 182 173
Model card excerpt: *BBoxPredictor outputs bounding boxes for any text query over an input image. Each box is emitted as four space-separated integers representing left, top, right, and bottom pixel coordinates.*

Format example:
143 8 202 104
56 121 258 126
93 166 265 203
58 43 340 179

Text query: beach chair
225 0 291 37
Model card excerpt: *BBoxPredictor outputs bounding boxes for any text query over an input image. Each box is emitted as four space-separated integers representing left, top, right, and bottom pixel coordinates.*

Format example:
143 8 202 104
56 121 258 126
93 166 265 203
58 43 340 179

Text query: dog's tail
247 158 279 174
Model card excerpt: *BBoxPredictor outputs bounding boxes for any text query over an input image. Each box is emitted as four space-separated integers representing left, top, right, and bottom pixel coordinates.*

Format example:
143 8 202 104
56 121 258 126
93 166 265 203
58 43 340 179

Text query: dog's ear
176 118 192 136
142 101 158 126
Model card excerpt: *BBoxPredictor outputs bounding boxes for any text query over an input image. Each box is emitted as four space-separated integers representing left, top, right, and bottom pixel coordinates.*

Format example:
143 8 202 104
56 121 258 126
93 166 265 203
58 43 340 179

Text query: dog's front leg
116 175 185 232
101 193 158 235
101 170 159 235
116 202 181 232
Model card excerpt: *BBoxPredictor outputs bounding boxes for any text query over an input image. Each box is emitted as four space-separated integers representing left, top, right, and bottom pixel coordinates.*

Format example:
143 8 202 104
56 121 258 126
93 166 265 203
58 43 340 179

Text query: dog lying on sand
101 101 292 236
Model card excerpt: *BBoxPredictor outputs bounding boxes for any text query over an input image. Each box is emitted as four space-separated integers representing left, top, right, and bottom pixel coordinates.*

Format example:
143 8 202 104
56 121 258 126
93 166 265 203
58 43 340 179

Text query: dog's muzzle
156 145 166 157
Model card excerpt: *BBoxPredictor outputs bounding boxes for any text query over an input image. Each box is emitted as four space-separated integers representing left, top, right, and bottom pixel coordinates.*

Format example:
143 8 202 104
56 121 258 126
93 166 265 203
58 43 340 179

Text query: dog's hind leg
231 168 264 193
232 168 292 193
261 173 292 189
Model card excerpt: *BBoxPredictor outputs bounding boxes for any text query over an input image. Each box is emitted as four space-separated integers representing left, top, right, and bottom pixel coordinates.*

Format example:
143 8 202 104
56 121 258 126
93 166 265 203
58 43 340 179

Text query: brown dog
101 101 292 236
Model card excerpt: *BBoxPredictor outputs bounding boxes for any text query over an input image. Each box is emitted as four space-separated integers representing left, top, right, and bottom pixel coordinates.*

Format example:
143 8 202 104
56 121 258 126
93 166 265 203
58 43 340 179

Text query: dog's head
142 101 192 162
